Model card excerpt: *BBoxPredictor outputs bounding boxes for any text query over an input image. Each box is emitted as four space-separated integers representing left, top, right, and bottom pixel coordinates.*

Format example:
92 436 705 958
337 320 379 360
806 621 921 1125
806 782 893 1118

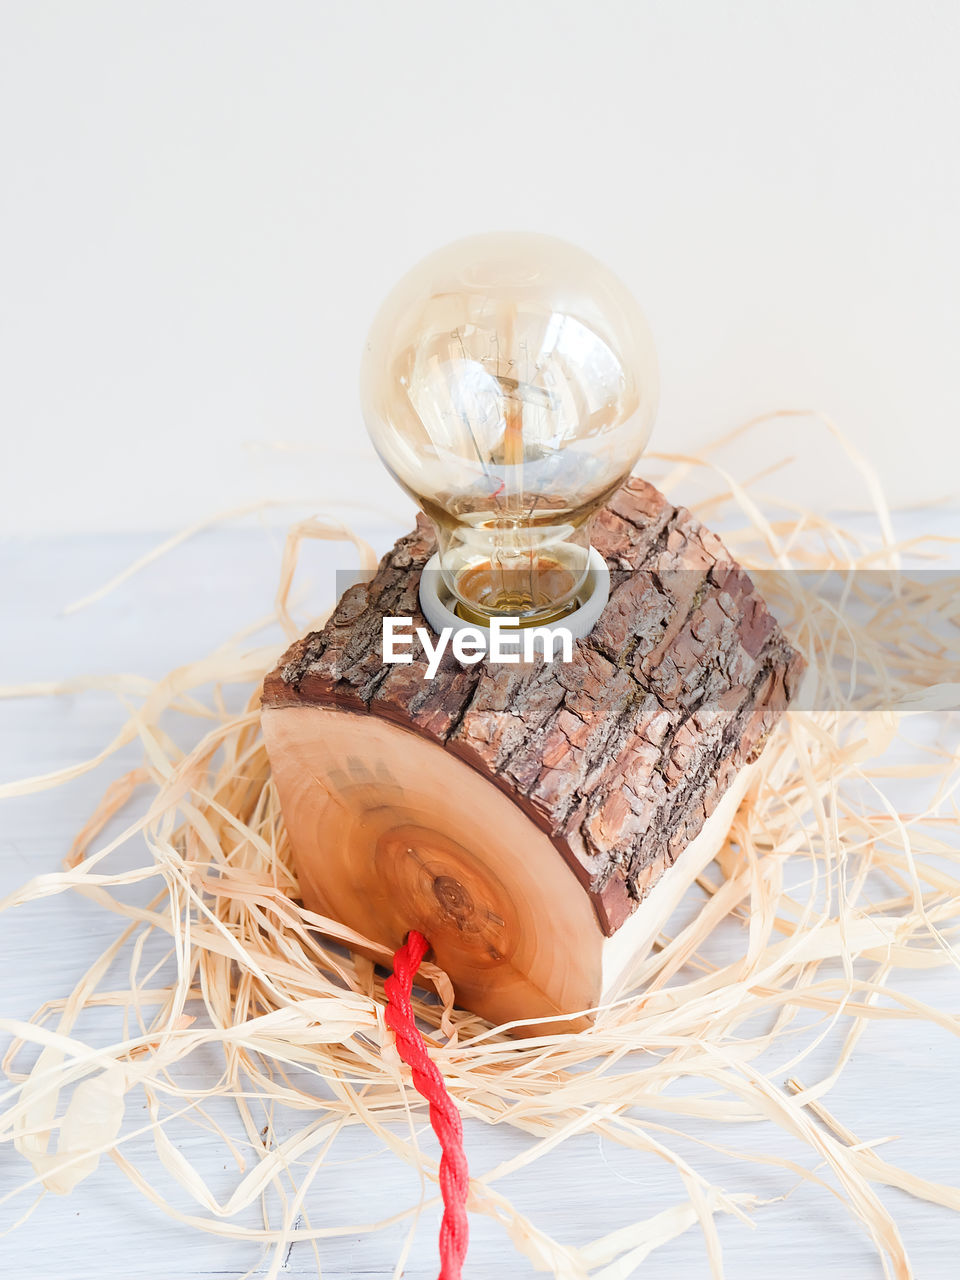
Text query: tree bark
264 478 804 922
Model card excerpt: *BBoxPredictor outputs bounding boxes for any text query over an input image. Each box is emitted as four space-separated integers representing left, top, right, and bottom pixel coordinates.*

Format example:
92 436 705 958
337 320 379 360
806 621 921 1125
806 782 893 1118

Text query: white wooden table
2 518 959 1279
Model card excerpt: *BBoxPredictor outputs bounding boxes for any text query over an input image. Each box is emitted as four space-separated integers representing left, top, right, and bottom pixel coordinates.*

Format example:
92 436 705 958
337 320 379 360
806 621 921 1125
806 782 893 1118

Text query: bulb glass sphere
360 232 659 624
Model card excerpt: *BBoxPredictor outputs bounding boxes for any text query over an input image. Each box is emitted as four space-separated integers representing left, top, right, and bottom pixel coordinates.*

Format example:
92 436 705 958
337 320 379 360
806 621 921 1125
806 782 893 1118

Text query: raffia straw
2 412 959 1278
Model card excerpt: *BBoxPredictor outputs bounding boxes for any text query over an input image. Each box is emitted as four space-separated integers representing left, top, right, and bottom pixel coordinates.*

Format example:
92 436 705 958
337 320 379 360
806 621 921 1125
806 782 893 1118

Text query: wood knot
432 875 474 924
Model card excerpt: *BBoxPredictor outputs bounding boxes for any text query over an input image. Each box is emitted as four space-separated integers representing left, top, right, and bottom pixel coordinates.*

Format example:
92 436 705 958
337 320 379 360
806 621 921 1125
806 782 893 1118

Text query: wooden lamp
261 234 804 1034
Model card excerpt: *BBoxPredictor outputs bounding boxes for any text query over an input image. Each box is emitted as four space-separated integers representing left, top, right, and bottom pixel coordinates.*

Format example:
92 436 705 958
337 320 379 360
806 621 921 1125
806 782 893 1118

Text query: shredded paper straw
1 412 958 1278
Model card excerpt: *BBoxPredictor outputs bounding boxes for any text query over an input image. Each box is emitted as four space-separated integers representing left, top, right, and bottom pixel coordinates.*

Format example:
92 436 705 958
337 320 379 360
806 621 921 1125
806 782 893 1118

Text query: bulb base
453 595 579 628
418 548 610 647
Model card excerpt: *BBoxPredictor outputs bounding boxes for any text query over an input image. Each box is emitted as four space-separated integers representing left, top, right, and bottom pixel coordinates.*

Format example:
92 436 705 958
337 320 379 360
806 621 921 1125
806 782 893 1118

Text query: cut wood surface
262 477 804 1029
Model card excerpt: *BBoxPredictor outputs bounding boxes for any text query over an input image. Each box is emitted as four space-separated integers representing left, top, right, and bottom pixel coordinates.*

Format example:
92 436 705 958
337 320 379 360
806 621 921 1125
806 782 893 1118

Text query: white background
2 1 960 535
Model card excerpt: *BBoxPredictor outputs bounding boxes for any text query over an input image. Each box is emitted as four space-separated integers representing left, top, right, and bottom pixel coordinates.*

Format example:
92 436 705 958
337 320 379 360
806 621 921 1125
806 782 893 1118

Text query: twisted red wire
385 931 470 1280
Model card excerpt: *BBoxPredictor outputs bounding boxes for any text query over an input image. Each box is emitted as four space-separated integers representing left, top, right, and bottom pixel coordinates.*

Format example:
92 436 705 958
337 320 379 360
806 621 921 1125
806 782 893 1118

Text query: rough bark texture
262 477 805 935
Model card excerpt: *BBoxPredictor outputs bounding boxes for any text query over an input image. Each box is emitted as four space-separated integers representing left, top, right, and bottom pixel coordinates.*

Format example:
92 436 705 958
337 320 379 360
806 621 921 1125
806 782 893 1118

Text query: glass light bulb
360 232 659 624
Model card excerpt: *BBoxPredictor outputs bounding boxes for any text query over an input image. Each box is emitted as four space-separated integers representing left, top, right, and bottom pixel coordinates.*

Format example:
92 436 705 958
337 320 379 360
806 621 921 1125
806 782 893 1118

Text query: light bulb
360 232 659 625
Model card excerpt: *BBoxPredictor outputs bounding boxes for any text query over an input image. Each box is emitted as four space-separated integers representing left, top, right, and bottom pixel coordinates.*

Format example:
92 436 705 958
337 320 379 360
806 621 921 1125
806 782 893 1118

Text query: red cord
385 931 470 1280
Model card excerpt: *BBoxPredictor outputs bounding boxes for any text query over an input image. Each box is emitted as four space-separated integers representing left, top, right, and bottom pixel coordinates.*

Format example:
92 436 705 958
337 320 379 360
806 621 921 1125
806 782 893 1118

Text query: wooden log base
261 477 804 1034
